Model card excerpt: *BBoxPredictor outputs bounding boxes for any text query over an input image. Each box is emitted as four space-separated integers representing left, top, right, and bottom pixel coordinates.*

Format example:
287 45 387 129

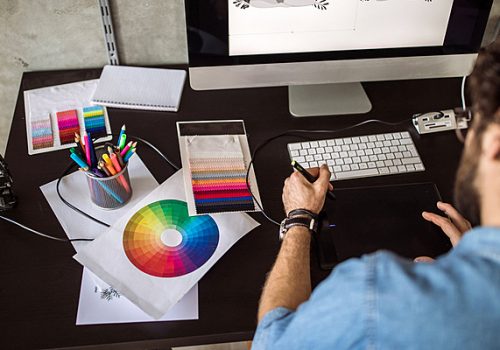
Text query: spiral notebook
91 65 186 112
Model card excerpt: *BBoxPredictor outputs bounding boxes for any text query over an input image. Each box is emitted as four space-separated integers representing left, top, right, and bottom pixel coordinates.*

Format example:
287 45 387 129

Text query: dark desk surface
0 68 464 349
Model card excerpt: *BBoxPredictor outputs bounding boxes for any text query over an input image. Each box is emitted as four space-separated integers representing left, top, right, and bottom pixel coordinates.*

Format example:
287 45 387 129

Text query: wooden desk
0 68 464 349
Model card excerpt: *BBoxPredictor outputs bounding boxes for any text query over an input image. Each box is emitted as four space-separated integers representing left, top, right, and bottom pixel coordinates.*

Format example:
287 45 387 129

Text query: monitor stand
289 82 372 117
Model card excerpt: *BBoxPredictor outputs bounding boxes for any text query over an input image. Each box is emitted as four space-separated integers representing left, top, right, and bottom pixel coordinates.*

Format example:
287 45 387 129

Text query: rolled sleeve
252 307 295 350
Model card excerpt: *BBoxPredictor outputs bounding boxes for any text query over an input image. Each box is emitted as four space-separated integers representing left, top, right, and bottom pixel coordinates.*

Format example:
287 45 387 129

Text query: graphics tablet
316 182 453 270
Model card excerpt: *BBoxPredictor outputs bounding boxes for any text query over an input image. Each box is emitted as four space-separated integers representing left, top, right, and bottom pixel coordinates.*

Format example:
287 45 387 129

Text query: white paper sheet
74 170 260 319
40 156 199 324
77 268 198 325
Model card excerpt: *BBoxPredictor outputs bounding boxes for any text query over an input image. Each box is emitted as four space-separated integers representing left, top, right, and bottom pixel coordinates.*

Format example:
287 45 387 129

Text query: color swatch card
177 120 262 216
24 79 112 155
74 170 260 319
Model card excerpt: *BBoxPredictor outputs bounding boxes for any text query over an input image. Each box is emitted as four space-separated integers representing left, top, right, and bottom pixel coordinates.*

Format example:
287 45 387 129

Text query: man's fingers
422 211 461 246
436 201 471 233
414 256 435 263
315 165 332 190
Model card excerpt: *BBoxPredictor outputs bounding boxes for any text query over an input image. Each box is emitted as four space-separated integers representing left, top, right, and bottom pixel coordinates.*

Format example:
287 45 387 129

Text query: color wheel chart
123 200 219 278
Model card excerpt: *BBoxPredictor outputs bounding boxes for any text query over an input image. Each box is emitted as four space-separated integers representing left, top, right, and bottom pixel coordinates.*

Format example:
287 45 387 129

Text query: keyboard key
342 164 351 171
336 168 379 179
406 164 416 171
310 161 318 167
360 136 368 142
306 155 314 162
400 138 413 145
294 156 305 163
291 150 299 157
348 150 356 157
333 165 342 172
300 149 308 156
336 139 344 145
389 166 398 173
359 163 368 169
289 143 302 150
366 149 374 155
402 157 421 165
325 146 333 153
368 135 377 142
317 147 325 154
335 159 344 165
377 154 387 161
393 159 402 165
332 152 340 159
333 146 342 152
311 141 319 147
344 138 352 145
345 158 353 164
379 167 390 174
368 162 377 168
303 142 310 149
376 160 385 167
340 151 348 158
401 132 411 138
361 155 369 162
308 148 317 155
323 153 331 160
393 132 402 139
327 140 335 146
351 164 360 170
342 145 350 151
327 160 335 166
384 160 394 166
314 154 322 161
374 148 382 155
385 133 394 140
319 140 327 147
377 135 385 141
375 141 384 148
415 163 425 171
352 137 360 143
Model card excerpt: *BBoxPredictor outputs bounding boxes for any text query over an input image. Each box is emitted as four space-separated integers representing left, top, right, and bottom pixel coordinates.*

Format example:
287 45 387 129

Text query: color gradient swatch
56 109 80 144
123 200 219 278
83 105 107 138
31 114 54 150
189 157 256 214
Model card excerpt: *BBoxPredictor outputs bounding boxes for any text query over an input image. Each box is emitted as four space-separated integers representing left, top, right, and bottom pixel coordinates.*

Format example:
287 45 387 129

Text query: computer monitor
185 0 495 117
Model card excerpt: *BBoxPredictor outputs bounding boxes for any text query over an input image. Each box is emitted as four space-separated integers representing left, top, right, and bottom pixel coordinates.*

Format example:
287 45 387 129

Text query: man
253 39 500 349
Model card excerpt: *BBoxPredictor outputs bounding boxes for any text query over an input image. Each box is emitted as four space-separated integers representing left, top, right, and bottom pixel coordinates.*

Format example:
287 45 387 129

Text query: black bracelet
287 208 319 220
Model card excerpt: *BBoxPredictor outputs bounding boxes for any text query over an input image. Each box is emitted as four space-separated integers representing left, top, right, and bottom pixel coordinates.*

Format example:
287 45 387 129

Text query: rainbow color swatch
123 200 219 278
83 105 107 138
31 114 54 150
56 109 80 144
189 157 256 214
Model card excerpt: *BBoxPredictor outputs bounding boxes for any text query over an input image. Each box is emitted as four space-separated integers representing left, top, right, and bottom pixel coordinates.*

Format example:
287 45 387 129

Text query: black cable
245 117 413 226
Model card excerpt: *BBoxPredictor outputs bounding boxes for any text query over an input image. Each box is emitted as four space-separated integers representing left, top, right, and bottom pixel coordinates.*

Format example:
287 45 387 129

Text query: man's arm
257 165 331 322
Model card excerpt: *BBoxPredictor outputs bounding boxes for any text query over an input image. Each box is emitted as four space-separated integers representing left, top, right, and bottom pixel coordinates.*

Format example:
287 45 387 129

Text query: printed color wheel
123 200 219 277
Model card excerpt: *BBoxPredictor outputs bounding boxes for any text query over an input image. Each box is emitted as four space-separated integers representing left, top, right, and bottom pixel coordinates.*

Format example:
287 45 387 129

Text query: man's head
455 38 500 226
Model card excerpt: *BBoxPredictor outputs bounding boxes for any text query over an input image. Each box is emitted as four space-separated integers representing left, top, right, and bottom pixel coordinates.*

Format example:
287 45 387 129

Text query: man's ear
483 126 500 161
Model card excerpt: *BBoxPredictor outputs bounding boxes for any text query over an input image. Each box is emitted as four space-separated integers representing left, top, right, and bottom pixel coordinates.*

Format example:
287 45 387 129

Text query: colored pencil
123 148 136 162
117 125 126 148
120 141 133 157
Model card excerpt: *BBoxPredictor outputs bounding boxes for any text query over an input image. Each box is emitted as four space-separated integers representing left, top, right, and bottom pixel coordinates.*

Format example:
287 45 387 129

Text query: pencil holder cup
84 164 132 210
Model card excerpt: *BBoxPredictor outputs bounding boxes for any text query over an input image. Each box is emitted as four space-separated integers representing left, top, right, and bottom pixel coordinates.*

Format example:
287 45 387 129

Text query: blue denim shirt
253 227 500 349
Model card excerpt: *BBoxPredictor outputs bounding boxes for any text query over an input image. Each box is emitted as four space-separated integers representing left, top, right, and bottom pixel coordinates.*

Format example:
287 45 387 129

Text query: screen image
228 0 455 56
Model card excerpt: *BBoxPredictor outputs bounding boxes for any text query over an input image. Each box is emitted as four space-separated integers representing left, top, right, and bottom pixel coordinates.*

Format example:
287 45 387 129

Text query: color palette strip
189 157 255 214
83 105 106 137
31 114 54 150
56 109 80 145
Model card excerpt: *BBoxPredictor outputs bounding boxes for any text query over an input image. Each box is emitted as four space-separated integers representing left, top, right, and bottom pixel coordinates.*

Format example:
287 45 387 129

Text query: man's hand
415 202 471 263
282 164 332 215
422 201 471 247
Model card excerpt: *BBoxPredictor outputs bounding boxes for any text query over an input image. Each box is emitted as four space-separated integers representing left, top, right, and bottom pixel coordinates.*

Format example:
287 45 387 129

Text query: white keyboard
287 131 425 181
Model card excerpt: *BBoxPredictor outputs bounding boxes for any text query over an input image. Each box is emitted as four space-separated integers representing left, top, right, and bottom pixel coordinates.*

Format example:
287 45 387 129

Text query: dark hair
468 38 500 136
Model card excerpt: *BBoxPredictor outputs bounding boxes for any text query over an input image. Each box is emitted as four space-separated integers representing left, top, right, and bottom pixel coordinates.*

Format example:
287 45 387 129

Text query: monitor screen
186 0 493 67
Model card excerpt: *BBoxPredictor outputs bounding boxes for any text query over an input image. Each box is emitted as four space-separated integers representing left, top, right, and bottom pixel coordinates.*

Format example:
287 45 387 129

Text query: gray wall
0 0 187 154
0 0 499 155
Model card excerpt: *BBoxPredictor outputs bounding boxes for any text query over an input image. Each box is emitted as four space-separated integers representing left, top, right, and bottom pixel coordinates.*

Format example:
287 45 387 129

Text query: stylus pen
291 160 336 200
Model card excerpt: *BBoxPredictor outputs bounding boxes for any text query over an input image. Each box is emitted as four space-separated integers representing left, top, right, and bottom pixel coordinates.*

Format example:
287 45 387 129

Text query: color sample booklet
177 120 262 216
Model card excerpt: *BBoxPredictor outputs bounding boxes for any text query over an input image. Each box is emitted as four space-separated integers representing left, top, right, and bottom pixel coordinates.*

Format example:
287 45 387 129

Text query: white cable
461 75 472 121
0 214 67 242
